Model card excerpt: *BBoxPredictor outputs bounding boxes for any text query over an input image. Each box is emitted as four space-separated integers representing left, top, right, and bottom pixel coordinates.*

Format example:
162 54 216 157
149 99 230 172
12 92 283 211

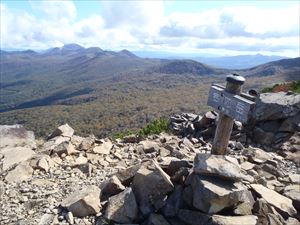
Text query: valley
0 44 299 138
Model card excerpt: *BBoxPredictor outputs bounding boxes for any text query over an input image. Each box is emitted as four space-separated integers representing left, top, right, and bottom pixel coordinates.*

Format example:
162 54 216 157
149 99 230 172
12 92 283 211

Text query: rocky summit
0 92 299 225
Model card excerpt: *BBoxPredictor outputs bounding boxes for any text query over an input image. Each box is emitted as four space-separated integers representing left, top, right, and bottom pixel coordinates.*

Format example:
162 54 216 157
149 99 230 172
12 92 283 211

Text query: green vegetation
113 118 169 139
261 80 300 93
138 118 169 137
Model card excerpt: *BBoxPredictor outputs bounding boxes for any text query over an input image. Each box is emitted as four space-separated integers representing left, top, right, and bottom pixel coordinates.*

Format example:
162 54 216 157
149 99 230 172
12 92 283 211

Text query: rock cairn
0 92 299 225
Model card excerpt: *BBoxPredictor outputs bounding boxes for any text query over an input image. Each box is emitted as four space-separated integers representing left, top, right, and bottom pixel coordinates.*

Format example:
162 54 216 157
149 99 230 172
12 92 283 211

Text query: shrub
113 118 169 139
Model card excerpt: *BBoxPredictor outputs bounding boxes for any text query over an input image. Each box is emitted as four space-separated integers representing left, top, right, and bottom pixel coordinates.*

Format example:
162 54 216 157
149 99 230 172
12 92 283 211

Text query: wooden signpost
207 74 256 155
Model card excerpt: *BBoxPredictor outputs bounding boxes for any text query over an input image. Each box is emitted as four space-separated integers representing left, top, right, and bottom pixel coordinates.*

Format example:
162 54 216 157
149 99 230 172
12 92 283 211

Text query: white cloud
0 1 299 56
30 0 77 22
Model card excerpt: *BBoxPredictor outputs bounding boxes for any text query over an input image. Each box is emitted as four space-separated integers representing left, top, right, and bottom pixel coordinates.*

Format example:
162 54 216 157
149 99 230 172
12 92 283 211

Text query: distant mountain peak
62 43 84 51
118 49 137 57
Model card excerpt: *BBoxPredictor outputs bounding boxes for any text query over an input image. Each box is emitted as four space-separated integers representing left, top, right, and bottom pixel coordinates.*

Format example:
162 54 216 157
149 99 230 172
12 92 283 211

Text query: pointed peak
62 43 84 51
118 49 137 57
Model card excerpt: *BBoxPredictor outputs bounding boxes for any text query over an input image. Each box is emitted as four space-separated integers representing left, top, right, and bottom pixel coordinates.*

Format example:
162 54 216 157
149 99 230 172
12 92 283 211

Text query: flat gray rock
48 123 74 139
190 174 254 214
0 124 36 149
132 160 174 215
1 146 35 171
193 153 253 182
251 184 297 217
5 162 33 183
105 187 138 224
254 92 300 121
209 215 257 225
61 185 101 217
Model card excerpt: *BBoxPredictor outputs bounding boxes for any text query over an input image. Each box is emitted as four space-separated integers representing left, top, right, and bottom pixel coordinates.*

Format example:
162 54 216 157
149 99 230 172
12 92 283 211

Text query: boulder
198 111 217 128
254 92 300 121
193 154 253 182
0 124 36 149
139 140 160 153
177 209 210 225
242 148 272 164
101 175 125 196
132 160 174 215
190 174 254 214
162 185 183 217
48 124 74 139
79 135 95 151
51 141 77 156
283 185 300 210
1 146 35 171
93 140 113 155
251 184 297 217
61 185 101 217
252 127 274 145
5 162 33 183
105 187 138 224
289 174 300 184
115 164 141 186
208 215 258 225
36 157 50 172
145 214 170 225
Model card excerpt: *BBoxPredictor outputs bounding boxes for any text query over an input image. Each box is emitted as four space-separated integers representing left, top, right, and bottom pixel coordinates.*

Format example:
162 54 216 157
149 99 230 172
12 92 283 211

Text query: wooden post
211 74 245 155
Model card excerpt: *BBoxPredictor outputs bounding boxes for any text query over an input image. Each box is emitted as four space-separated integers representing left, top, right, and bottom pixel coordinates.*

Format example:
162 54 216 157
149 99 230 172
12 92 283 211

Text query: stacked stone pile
169 92 300 161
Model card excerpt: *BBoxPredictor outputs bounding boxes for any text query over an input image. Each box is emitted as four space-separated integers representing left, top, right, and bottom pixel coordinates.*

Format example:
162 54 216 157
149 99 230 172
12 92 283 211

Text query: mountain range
133 51 288 69
1 44 299 137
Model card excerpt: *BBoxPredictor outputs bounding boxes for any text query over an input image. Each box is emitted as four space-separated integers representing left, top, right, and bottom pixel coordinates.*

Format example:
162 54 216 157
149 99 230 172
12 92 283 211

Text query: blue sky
1 0 299 56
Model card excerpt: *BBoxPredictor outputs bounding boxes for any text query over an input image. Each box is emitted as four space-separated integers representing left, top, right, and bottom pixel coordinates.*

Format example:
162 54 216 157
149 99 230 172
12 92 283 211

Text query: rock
233 202 253 215
289 174 300 184
105 187 138 224
5 162 33 183
61 185 101 217
283 185 300 210
285 217 300 225
0 124 36 149
199 111 217 128
79 135 95 151
252 127 274 145
76 163 93 177
36 157 50 172
177 209 210 225
279 114 300 132
93 140 113 155
162 185 183 217
208 215 258 225
189 175 254 214
74 156 88 165
193 153 253 182
101 175 125 196
164 159 192 176
38 214 55 225
115 164 141 186
66 211 74 225
132 160 174 215
51 141 77 156
1 146 36 171
145 214 170 225
287 132 300 148
139 140 160 153
240 161 255 171
253 198 275 216
71 135 84 147
242 148 272 164
251 184 297 217
48 124 74 139
190 175 254 214
254 92 300 121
